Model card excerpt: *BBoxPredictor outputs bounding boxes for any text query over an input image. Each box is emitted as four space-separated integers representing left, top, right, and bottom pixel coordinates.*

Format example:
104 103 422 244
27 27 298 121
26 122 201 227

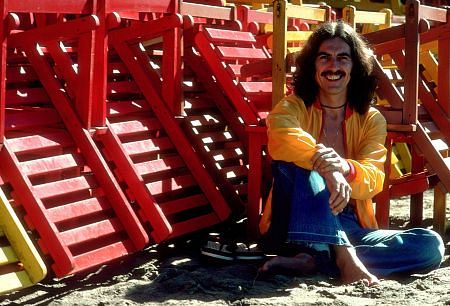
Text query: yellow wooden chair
0 185 47 294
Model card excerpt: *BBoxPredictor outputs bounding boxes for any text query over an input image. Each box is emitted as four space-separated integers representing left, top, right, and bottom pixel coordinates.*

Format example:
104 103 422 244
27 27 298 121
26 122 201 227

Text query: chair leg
410 148 425 226
433 183 448 236
376 191 391 228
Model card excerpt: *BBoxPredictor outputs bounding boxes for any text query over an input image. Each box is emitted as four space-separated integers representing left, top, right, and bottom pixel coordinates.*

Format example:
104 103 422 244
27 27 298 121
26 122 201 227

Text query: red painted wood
5 108 61 131
134 156 185 177
47 197 110 224
7 130 73 155
109 118 162 136
21 45 149 258
6 65 38 83
170 213 218 239
239 81 272 95
6 87 50 106
121 137 174 157
111 31 231 221
6 0 177 14
106 100 151 117
1 1 8 142
71 240 135 274
146 174 197 196
161 194 209 215
205 27 256 44
195 32 259 125
90 1 107 128
216 46 268 60
8 15 99 48
0 143 75 276
107 81 140 96
19 153 80 178
391 52 450 141
75 32 95 128
32 176 95 200
59 218 123 247
97 125 172 242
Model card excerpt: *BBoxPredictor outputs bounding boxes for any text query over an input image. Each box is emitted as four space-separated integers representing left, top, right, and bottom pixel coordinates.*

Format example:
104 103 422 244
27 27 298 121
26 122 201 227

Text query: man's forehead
318 38 351 54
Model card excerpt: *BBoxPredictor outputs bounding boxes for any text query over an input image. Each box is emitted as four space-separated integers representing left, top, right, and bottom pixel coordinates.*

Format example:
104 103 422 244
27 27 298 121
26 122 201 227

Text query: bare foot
334 245 379 286
259 253 316 276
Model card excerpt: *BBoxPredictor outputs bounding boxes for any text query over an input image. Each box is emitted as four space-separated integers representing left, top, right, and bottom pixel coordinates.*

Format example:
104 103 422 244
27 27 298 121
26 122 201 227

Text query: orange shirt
260 94 387 233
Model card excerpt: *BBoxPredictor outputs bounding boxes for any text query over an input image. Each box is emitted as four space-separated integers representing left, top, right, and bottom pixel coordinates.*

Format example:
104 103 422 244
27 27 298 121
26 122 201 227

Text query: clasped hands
311 144 351 215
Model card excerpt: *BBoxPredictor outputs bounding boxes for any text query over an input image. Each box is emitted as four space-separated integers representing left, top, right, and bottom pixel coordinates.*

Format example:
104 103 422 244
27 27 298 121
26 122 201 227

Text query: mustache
321 70 346 77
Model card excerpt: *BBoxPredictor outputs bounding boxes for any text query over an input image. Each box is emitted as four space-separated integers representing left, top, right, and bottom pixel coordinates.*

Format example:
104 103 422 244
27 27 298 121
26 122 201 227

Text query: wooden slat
47 197 110 224
354 11 388 25
431 139 448 154
198 131 237 144
59 218 123 247
161 194 209 215
209 147 245 162
0 246 18 265
72 240 135 273
107 80 140 95
180 2 234 20
421 121 442 139
146 174 197 195
6 66 38 83
121 137 174 156
0 271 32 293
32 176 95 200
205 28 256 44
170 213 219 238
185 115 224 129
239 81 272 95
109 118 162 136
20 154 79 178
107 100 151 117
135 156 185 177
7 130 73 155
220 164 248 180
285 4 327 21
216 46 268 60
5 108 60 131
6 88 49 106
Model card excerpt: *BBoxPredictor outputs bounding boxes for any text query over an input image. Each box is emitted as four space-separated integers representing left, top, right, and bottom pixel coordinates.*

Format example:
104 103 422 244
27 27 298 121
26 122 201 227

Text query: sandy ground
1 191 449 306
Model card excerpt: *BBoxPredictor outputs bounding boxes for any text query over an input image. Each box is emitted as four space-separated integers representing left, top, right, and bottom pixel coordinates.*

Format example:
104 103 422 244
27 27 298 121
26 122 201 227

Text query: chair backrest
271 1 331 106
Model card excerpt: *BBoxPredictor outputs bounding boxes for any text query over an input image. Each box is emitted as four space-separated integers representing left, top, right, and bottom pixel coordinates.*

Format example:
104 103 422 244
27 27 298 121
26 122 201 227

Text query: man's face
314 37 353 99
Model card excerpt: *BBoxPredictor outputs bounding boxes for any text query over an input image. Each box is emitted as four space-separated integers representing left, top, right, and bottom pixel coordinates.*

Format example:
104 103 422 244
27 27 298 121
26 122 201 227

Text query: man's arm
267 97 319 169
311 110 387 201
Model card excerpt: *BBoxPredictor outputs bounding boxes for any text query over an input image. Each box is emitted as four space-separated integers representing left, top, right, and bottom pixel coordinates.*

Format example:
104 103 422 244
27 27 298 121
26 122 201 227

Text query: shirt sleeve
267 97 318 170
347 110 387 200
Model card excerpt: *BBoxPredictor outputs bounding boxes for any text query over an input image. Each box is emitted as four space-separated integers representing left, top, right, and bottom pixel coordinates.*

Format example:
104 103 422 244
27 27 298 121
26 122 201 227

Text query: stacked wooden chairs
0 0 232 285
0 0 449 296
364 1 450 232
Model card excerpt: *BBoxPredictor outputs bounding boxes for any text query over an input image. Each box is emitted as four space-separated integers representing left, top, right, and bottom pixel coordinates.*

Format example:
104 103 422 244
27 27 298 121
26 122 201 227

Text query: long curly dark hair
292 21 377 115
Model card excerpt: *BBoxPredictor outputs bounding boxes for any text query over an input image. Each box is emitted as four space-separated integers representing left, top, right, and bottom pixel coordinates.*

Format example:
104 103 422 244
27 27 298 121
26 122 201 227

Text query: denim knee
411 228 445 269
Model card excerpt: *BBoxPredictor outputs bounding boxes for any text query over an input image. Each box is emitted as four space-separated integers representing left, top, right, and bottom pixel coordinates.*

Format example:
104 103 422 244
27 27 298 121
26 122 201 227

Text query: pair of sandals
200 239 265 262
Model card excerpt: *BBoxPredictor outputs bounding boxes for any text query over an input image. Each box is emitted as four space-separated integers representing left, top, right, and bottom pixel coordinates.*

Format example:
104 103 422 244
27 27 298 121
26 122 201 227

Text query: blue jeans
265 161 445 277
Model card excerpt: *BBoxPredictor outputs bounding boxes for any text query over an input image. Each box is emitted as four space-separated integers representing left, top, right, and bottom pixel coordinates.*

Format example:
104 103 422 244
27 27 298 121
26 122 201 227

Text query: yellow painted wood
267 31 311 51
389 149 403 179
0 271 32 293
272 0 287 107
343 5 392 34
419 50 438 91
433 184 448 235
0 246 19 265
0 186 47 294
271 1 327 107
394 143 411 173
285 3 326 21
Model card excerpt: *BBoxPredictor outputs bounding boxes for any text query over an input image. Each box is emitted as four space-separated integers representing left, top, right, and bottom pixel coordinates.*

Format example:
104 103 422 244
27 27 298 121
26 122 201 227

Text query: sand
1 191 449 306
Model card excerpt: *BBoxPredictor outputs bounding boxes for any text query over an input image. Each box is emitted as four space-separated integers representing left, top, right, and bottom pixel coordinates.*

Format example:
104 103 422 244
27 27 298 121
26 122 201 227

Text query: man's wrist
344 160 356 182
